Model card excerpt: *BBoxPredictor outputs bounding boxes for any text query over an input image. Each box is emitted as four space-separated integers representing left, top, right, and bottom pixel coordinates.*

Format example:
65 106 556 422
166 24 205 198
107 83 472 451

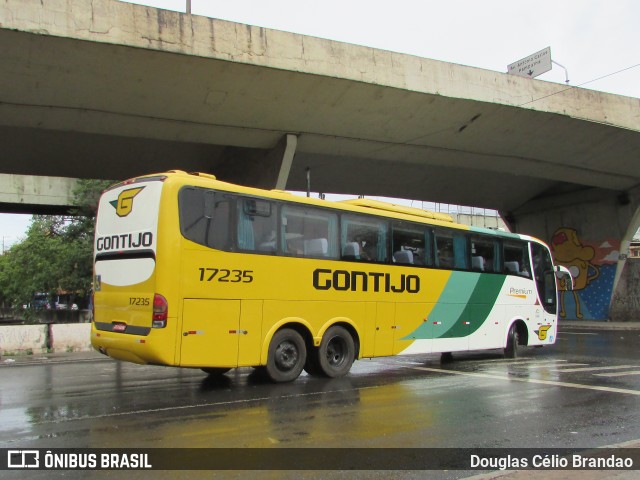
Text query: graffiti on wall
550 227 620 320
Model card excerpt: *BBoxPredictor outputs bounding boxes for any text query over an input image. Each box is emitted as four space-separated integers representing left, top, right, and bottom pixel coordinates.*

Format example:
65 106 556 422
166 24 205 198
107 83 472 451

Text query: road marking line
474 358 552 365
408 366 640 396
21 384 381 425
594 370 640 377
552 365 638 373
558 332 598 335
519 363 589 369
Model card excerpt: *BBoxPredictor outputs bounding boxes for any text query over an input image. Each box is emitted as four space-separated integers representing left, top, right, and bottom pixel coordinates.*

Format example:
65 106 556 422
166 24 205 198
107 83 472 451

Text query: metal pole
552 60 569 84
306 167 311 197
186 0 191 14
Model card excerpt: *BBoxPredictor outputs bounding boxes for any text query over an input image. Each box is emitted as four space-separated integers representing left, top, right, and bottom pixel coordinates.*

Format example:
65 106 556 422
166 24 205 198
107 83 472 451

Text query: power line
575 63 640 89
519 62 640 107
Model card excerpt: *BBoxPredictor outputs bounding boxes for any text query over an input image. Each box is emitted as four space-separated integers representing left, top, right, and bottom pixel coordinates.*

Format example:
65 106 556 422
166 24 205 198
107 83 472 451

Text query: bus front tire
266 328 307 383
318 326 355 378
504 323 521 359
441 352 454 363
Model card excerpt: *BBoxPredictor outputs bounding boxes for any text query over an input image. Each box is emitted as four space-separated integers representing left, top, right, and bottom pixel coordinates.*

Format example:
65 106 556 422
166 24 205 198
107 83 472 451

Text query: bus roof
340 198 453 223
122 170 539 243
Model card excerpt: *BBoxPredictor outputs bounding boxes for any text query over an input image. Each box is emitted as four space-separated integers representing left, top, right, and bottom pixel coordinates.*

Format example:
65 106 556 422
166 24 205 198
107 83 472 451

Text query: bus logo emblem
110 187 144 217
537 325 551 340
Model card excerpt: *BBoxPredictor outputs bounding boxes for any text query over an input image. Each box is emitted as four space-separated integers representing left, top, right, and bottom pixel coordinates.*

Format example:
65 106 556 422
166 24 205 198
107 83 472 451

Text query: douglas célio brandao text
470 453 634 470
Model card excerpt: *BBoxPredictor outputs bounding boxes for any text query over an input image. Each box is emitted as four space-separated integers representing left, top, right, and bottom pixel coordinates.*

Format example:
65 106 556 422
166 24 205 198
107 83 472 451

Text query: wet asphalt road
1 325 640 479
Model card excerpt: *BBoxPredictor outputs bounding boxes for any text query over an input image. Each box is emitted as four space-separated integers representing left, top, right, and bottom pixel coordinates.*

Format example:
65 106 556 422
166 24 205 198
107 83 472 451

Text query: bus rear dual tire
267 326 356 382
304 326 355 379
266 328 307 383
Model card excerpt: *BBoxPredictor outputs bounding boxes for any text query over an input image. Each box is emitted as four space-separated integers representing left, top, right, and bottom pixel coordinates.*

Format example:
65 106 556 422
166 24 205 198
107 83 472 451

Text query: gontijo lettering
96 232 153 252
313 268 420 293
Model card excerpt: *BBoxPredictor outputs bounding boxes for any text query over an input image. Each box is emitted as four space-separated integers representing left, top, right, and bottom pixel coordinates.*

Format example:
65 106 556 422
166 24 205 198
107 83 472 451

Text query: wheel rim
275 340 299 372
326 336 347 367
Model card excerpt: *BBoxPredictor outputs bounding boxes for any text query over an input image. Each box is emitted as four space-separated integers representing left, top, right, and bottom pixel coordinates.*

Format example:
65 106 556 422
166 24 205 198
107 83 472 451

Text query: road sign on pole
507 47 552 79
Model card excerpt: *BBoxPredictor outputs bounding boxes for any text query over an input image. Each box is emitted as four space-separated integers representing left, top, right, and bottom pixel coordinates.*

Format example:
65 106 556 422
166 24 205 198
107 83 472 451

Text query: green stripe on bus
402 272 506 340
401 272 478 340
437 273 506 338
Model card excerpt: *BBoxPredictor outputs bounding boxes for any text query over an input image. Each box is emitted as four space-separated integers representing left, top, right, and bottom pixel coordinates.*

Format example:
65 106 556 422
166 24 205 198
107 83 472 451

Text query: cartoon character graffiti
551 227 600 318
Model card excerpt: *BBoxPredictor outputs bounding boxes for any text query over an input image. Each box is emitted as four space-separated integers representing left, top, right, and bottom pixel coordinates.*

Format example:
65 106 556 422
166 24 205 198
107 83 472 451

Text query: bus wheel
441 352 454 363
266 329 307 383
201 367 231 376
504 323 521 359
318 326 355 378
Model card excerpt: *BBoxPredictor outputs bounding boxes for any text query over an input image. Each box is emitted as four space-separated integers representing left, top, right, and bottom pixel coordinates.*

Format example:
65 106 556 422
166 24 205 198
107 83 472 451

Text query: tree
58 179 113 304
0 179 112 311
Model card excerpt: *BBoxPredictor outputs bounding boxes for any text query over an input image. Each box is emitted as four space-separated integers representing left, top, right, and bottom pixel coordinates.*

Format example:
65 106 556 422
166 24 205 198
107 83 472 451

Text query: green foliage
0 179 113 310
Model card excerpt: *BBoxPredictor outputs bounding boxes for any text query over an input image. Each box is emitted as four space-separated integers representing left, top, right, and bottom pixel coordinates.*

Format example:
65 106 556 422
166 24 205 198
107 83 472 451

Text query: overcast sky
130 0 640 97
2 0 639 246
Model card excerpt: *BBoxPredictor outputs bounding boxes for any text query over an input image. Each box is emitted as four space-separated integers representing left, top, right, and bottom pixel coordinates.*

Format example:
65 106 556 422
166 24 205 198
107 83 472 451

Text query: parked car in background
32 293 51 310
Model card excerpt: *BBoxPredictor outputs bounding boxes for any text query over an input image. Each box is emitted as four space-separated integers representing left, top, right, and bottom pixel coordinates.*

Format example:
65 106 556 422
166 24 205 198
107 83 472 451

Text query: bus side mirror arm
555 265 574 291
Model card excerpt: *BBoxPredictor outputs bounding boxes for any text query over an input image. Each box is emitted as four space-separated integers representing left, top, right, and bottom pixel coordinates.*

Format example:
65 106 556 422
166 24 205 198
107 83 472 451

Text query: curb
560 321 640 331
2 322 638 367
0 350 106 367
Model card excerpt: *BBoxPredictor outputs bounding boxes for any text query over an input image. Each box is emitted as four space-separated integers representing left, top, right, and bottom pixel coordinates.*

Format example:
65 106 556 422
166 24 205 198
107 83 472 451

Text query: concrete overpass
1 0 639 320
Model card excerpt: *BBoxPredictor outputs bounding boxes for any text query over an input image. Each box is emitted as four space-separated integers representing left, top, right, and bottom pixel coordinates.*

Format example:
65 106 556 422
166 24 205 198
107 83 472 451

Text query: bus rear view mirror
555 265 574 291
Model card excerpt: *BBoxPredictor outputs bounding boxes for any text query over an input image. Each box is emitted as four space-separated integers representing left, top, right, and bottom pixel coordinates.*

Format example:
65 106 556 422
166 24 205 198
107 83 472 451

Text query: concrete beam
2 0 637 132
0 174 77 214
0 0 639 213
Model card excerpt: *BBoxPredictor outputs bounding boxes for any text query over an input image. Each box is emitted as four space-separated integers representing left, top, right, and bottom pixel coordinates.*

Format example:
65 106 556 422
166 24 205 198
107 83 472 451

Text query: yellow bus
91 170 571 382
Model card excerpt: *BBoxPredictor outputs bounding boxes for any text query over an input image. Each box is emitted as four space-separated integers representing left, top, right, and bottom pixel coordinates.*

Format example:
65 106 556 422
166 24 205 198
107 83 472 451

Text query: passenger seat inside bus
472 256 485 271
504 261 519 274
393 249 414 264
304 238 328 257
342 242 360 260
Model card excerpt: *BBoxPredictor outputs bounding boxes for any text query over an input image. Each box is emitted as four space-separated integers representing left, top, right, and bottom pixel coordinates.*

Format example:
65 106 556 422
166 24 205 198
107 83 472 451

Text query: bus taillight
152 294 168 328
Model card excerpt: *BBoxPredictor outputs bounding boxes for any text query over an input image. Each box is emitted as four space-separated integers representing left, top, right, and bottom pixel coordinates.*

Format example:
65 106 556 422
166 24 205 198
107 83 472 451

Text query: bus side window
341 215 388 263
280 205 339 259
237 198 276 252
470 235 499 273
435 230 468 270
435 231 454 268
391 221 429 266
503 241 531 278
179 187 231 250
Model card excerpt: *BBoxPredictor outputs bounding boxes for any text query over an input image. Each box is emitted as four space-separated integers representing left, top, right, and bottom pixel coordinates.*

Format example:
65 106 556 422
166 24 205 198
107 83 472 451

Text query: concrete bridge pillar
508 187 640 321
213 134 298 190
